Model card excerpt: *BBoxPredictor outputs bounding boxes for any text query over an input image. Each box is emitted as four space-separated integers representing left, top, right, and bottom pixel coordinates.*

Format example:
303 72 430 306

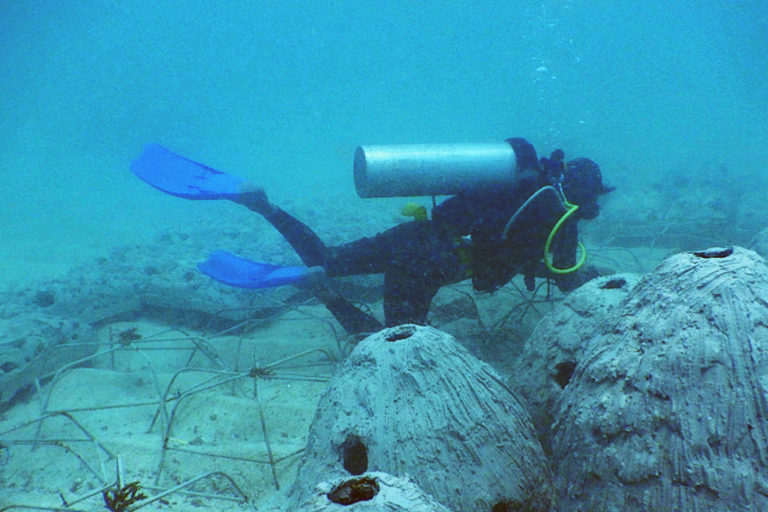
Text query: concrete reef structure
550 247 768 511
288 324 554 512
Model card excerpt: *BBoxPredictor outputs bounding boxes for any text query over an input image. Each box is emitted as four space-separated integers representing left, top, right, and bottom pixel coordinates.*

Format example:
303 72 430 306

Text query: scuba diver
131 138 611 335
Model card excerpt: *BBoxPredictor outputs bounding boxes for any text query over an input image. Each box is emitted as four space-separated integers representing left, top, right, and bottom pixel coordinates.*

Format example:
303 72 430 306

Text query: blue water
1 1 766 281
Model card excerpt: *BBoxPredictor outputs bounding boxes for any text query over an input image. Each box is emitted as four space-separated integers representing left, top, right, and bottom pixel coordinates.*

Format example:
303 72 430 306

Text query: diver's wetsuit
252 171 584 333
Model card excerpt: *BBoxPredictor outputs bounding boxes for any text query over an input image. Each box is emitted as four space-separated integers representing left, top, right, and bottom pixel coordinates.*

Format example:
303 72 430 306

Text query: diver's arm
554 264 599 292
550 220 579 270
538 218 600 292
529 261 599 292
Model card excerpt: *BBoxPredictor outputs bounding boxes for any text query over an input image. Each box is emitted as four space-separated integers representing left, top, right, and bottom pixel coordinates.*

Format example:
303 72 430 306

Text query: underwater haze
1 0 767 284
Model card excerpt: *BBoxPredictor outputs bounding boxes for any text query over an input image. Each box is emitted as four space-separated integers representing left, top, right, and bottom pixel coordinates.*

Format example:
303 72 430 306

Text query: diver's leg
232 185 383 334
383 272 440 326
233 187 456 330
376 222 465 326
232 185 327 267
321 221 451 277
312 285 384 334
326 221 464 326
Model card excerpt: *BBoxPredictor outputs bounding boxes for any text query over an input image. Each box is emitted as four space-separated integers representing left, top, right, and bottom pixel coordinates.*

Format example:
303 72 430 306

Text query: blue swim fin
131 144 246 200
197 250 310 289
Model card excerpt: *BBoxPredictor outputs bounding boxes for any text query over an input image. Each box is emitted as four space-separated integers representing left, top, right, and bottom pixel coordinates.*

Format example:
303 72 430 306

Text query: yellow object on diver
401 202 428 221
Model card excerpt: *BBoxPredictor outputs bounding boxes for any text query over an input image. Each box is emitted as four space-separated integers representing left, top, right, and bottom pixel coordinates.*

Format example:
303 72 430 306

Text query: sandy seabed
1 309 340 511
0 193 416 510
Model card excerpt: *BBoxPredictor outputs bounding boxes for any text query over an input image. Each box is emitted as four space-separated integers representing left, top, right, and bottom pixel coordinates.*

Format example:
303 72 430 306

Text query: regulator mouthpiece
354 142 522 198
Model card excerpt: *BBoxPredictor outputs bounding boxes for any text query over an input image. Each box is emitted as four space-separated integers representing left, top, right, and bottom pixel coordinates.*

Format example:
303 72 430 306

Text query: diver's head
561 158 612 219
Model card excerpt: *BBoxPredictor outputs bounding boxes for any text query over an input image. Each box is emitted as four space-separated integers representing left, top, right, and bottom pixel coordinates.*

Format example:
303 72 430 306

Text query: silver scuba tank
353 142 529 198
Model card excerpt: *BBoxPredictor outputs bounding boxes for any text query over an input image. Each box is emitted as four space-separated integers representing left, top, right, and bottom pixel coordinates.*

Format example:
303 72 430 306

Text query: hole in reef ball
492 501 522 512
327 476 379 505
692 246 734 259
554 361 577 389
32 289 56 307
385 325 416 342
600 277 626 290
1 361 18 373
341 434 368 475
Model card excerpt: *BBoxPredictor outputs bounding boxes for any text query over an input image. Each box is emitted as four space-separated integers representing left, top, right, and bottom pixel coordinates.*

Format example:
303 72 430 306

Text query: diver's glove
554 265 600 292
555 264 618 292
527 261 596 292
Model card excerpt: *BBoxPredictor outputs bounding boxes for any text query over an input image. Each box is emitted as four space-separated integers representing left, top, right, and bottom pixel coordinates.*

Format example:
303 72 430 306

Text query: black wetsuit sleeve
549 218 579 270
430 193 479 235
498 186 584 292
432 191 517 292
548 218 593 291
